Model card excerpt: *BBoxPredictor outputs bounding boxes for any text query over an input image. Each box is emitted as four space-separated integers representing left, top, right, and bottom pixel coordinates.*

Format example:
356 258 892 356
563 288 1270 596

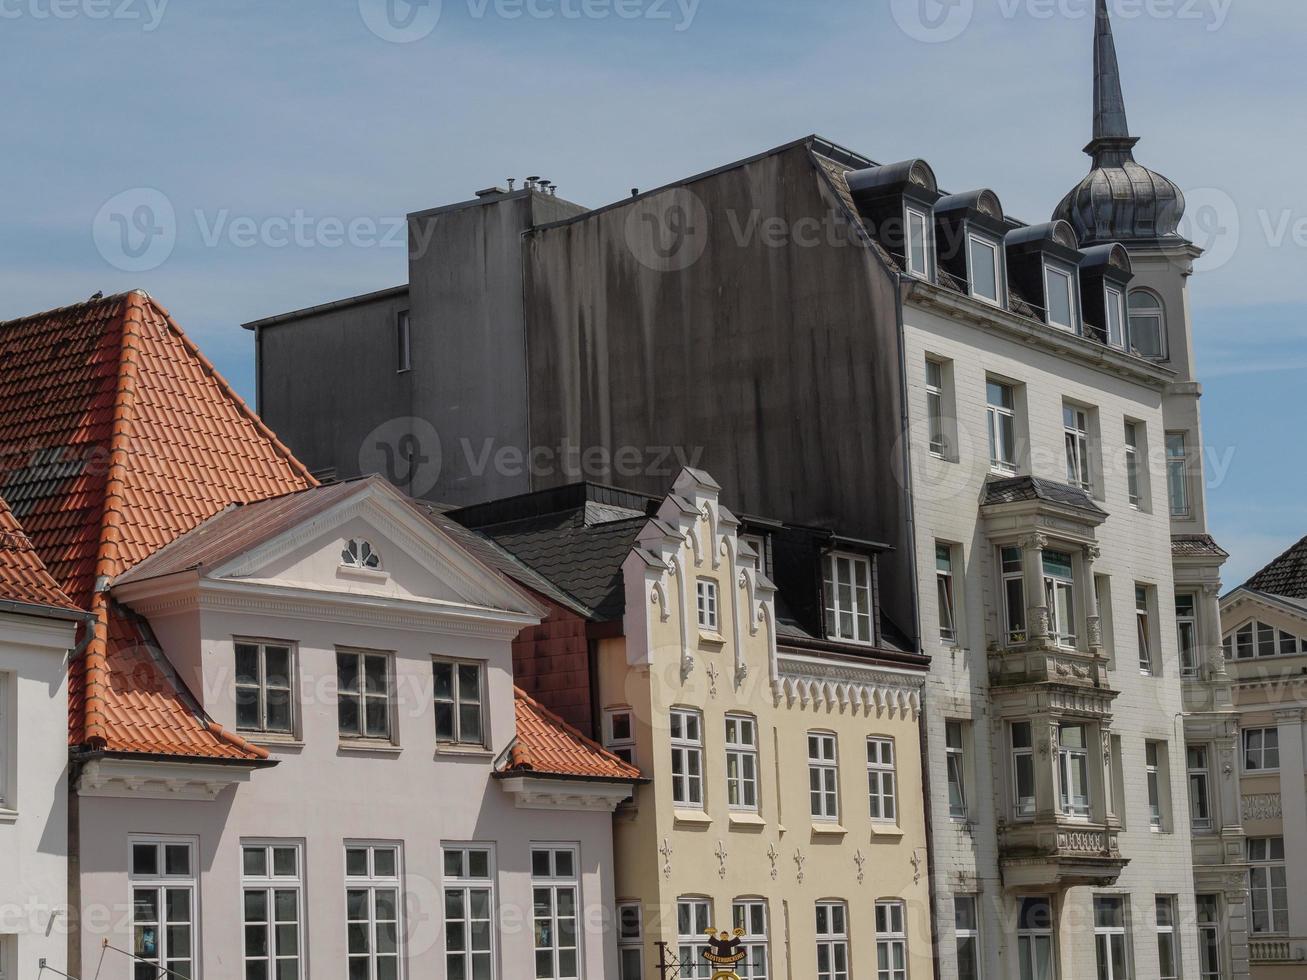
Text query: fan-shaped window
1128 290 1166 359
341 539 381 570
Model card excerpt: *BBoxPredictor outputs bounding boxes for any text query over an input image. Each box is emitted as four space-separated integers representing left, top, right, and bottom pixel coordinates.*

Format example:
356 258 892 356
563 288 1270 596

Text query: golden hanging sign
701 927 747 980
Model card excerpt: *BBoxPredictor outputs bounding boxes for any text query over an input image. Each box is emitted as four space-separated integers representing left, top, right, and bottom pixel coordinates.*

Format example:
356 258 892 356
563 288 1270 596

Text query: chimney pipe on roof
507 178 516 191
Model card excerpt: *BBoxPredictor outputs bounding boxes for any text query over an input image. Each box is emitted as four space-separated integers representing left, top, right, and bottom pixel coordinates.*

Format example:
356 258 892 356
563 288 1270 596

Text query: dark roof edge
0 598 92 623
777 636 929 669
71 748 280 769
242 285 410 331
492 767 649 785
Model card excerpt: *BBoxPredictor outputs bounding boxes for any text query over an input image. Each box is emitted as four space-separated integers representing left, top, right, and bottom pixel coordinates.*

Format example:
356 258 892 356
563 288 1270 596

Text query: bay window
1058 723 1090 818
1187 745 1212 831
1043 551 1076 649
1011 721 1036 818
1176 594 1198 677
1001 546 1027 645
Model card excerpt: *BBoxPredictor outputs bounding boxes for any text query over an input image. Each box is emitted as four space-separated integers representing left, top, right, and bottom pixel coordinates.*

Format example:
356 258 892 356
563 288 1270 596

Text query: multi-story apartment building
452 468 932 979
0 292 639 980
0 498 85 978
1219 543 1307 977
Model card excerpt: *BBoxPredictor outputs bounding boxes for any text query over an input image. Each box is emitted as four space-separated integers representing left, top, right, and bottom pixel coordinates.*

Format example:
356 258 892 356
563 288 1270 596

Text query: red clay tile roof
0 495 82 613
0 291 315 760
504 687 642 782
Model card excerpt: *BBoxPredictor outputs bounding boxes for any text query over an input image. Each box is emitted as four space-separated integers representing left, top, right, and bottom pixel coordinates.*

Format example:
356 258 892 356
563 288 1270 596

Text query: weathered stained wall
510 592 595 738
523 141 917 643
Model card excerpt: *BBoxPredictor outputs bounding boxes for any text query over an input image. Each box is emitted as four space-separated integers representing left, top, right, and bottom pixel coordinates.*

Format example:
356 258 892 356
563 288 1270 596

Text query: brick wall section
511 592 594 738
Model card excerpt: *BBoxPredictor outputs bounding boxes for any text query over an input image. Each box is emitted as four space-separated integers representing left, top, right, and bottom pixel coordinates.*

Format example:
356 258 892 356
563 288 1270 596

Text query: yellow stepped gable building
455 468 932 979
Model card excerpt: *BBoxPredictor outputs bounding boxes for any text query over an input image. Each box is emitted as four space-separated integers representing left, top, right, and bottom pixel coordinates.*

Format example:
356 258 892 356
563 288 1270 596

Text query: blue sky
2 0 1303 585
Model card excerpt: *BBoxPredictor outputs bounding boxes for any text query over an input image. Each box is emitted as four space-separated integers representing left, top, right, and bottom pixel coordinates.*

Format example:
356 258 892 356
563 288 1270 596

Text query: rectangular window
345 843 402 980
1017 898 1055 980
954 897 980 980
677 897 712 980
433 658 485 746
443 846 495 980
671 709 704 807
1001 546 1027 645
815 901 849 980
725 715 759 811
936 543 958 643
1166 433 1190 517
617 902 643 980
1145 741 1164 830
1011 722 1036 818
396 310 411 373
986 381 1018 473
337 650 392 740
1197 895 1222 980
130 838 196 980
1058 723 1091 818
235 640 295 734
1248 837 1288 935
1136 586 1154 674
968 235 1001 305
1124 422 1141 507
532 847 580 980
1156 896 1179 980
945 721 968 820
1093 896 1132 980
1187 745 1212 831
1243 727 1280 772
696 578 719 631
604 709 636 766
1106 286 1127 349
926 358 948 458
866 737 896 823
1045 263 1076 330
823 553 874 643
1175 594 1198 677
808 732 840 821
733 900 770 980
875 901 907 980
0 674 7 807
740 533 769 577
1044 551 1076 649
242 842 303 980
906 207 931 280
1063 405 1092 492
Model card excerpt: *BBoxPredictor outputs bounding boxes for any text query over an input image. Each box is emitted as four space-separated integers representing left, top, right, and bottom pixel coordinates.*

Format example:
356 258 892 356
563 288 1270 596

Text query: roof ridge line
0 290 131 331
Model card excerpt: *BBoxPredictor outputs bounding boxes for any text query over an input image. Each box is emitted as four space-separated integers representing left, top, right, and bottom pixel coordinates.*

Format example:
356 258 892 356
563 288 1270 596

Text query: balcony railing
1249 938 1307 963
998 817 1128 890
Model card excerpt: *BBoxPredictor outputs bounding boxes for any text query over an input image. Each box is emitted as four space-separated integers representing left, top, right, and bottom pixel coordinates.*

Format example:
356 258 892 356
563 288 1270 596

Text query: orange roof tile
0 291 314 761
0 495 82 613
504 687 642 782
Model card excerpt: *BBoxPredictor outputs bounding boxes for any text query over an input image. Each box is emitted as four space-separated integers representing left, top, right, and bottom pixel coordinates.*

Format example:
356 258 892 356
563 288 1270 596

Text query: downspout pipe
64 614 95 980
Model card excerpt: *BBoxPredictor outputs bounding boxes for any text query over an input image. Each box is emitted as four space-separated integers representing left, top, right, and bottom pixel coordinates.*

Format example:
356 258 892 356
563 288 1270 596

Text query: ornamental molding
660 838 674 879
773 654 923 717
77 758 257 802
1242 793 1283 821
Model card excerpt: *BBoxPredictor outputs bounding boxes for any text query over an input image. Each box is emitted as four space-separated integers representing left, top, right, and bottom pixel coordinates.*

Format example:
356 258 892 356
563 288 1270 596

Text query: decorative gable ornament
341 538 381 569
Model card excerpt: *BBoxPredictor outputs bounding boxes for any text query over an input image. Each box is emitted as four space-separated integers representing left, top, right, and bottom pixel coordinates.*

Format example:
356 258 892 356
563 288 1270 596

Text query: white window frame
866 737 897 824
823 552 874 644
234 639 296 736
1017 897 1056 980
1011 721 1036 819
986 380 1018 474
815 901 850 980
1156 895 1179 980
344 842 404 980
1187 745 1212 832
1058 723 1091 820
0 674 9 808
1175 594 1198 677
1044 261 1078 331
1243 727 1280 773
442 844 496 980
1145 741 1164 830
945 721 968 821
1248 837 1289 935
936 542 958 643
433 657 487 747
677 896 712 980
808 732 840 822
696 578 719 632
1105 285 1127 349
617 901 644 980
954 896 981 980
725 714 759 812
396 310 411 373
1124 421 1141 508
603 708 636 766
967 233 1002 306
1165 433 1190 518
1135 586 1154 674
875 901 908 980
740 533 769 577
241 840 305 980
732 898 770 980
129 836 198 980
1128 290 1166 359
1043 551 1077 650
1001 546 1027 646
905 206 933 281
532 846 581 980
341 538 382 570
1197 896 1222 980
1063 404 1092 493
1093 895 1133 980
926 358 948 459
670 708 704 808
337 649 393 742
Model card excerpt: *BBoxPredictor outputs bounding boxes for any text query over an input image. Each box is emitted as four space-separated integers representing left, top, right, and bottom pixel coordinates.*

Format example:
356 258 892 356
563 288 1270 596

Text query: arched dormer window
1128 290 1167 359
341 538 381 570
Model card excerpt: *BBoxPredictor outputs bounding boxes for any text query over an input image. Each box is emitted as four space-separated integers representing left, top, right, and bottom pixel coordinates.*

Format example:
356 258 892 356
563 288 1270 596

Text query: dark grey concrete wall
522 142 918 644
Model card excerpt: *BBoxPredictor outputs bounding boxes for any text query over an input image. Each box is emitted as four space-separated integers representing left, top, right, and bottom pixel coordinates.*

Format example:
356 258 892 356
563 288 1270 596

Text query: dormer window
844 159 942 281
1104 285 1127 349
341 538 381 570
905 206 933 280
967 234 1002 305
1043 262 1079 332
822 552 873 644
